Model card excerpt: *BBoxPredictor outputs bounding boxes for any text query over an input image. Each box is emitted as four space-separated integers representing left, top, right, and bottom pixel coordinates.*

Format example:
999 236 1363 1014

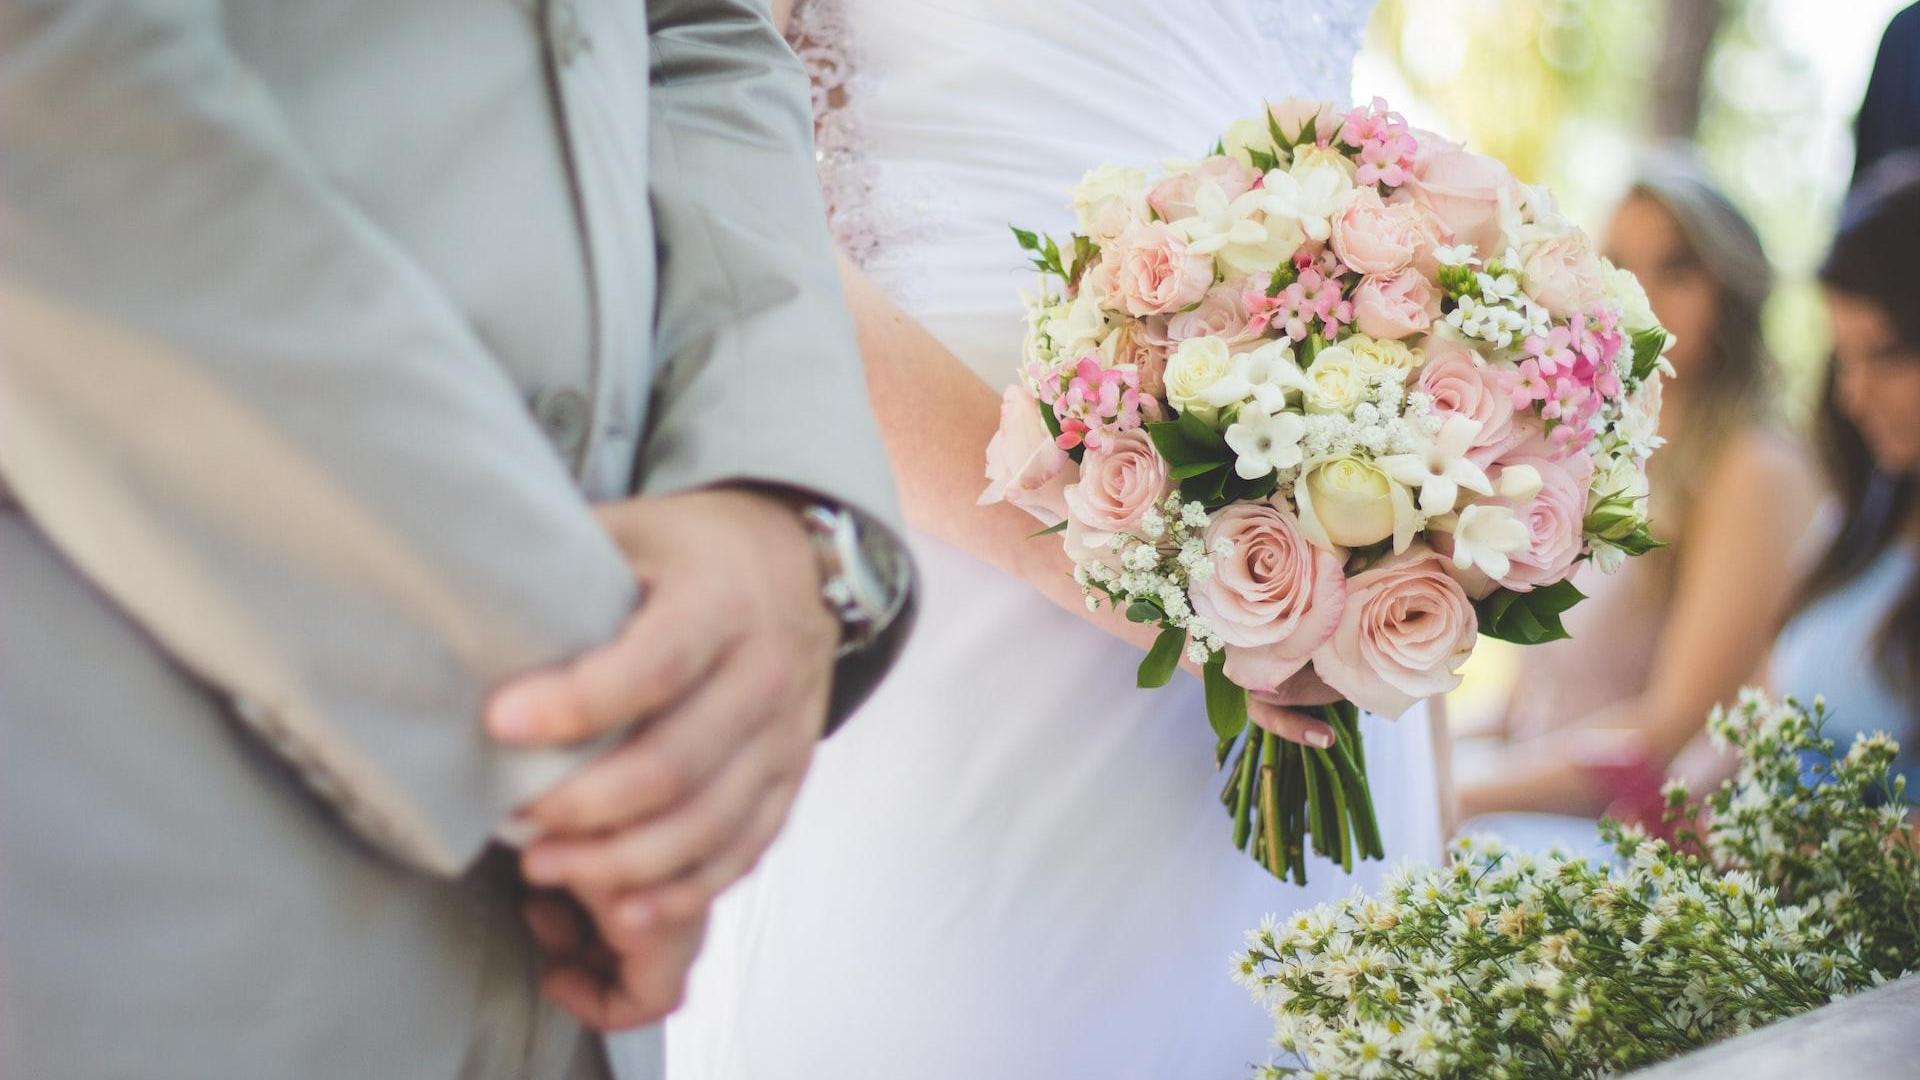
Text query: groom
0 2 909 1078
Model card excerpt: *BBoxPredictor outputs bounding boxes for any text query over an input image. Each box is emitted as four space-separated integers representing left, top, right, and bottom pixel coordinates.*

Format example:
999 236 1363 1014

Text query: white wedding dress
619 3 1443 1077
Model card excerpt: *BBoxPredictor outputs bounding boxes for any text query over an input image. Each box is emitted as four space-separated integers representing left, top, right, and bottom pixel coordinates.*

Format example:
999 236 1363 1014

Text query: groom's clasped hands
484 487 842 1031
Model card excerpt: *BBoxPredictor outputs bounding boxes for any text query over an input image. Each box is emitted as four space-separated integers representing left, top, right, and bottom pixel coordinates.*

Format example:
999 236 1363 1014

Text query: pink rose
1416 337 1519 465
1518 231 1606 317
1332 189 1445 276
1488 453 1590 592
1063 429 1171 564
1147 157 1258 222
1404 138 1513 257
1165 279 1263 347
1311 545 1478 717
979 385 1077 525
1191 503 1348 691
1107 222 1215 318
1101 323 1171 399
1351 269 1439 341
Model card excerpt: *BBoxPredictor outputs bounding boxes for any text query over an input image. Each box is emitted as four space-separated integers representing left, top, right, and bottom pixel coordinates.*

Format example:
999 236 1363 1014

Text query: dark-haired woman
1456 152 1823 841
1771 154 1920 794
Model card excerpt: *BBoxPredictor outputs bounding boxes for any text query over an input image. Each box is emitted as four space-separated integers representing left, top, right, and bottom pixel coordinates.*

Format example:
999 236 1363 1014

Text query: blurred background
1349 0 1914 726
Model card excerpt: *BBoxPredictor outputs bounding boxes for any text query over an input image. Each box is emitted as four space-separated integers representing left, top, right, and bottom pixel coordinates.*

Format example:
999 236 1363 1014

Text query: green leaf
1267 108 1290 156
1247 147 1280 174
1630 326 1669 383
1125 598 1168 624
1147 411 1231 471
1181 464 1232 507
1204 657 1250 747
1025 519 1068 539
1170 459 1227 481
1038 400 1063 442
1010 225 1043 252
1475 580 1588 645
1137 627 1186 689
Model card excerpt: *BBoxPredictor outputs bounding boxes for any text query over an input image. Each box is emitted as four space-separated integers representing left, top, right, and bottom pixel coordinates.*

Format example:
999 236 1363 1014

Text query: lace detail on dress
787 0 881 266
1250 0 1375 106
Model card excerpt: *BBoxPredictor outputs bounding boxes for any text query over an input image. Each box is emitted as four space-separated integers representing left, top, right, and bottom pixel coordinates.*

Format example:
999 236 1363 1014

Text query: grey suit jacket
0 1 899 1077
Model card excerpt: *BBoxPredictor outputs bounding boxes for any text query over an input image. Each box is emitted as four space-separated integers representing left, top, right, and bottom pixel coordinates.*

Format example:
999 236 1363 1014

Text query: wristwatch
798 501 913 660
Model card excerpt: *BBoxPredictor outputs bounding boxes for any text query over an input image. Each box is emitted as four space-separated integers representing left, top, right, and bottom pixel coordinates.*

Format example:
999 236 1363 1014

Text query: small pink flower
1540 376 1590 421
1050 355 1146 452
1337 98 1419 189
1524 325 1578 377
1505 359 1552 410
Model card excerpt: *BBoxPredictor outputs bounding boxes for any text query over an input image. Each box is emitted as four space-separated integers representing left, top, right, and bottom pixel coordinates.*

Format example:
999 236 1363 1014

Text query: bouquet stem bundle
1219 703 1381 882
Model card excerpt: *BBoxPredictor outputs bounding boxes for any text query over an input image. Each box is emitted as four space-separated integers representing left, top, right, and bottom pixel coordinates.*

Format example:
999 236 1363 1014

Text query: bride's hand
1248 667 1342 749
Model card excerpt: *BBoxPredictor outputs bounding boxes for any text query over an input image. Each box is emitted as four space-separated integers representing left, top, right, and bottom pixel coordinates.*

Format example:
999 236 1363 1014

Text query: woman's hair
1620 149 1779 525
1795 151 1920 706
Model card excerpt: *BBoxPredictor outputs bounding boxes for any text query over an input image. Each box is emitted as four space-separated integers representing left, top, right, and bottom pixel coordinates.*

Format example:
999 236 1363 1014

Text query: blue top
1771 543 1919 798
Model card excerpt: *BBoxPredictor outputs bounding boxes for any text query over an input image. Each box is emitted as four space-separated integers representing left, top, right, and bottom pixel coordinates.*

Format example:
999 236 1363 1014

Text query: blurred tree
1652 0 1726 137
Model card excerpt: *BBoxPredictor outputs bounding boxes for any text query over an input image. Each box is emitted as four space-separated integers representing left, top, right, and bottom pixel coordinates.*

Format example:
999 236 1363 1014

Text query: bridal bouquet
981 97 1671 883
1234 692 1919 1078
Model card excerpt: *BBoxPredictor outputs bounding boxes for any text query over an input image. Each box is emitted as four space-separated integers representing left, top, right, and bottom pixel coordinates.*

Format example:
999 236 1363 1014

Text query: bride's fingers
1249 699 1336 749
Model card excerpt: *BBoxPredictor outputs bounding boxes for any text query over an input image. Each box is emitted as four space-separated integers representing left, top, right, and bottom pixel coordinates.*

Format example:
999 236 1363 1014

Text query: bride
620 1 1444 1076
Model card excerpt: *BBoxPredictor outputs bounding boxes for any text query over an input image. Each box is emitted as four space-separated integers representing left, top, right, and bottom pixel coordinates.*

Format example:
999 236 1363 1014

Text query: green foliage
1474 579 1586 645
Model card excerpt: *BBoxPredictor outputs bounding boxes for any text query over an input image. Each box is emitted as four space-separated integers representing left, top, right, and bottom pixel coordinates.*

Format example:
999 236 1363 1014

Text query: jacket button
534 387 590 459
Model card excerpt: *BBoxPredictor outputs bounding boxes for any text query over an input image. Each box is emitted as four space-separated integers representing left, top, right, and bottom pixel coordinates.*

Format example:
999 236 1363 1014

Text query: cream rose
1344 334 1422 375
1164 336 1247 425
1311 544 1478 717
979 385 1076 525
1603 258 1660 332
1297 456 1406 550
1072 163 1151 247
1300 345 1392 415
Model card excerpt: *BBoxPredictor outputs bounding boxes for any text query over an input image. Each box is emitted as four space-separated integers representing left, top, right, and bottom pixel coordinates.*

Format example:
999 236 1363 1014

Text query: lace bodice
783 0 1375 382
787 0 1373 270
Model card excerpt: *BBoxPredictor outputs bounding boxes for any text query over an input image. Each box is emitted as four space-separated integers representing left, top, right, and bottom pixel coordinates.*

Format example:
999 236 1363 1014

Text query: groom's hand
487 487 838 934
522 890 710 1031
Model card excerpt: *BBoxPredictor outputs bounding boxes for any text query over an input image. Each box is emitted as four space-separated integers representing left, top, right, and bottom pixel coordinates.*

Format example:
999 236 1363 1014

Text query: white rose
1221 116 1281 169
1603 258 1660 333
1301 345 1392 415
1297 456 1411 550
1214 206 1307 280
1343 334 1422 376
1043 288 1108 360
1164 336 1248 426
1071 163 1150 247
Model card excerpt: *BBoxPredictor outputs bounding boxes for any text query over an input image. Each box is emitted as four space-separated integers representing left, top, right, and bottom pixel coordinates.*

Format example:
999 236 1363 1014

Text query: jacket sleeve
641 0 914 724
0 0 636 876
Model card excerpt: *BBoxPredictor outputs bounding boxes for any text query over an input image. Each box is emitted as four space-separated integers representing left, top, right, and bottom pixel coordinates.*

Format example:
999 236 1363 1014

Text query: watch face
849 517 906 621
